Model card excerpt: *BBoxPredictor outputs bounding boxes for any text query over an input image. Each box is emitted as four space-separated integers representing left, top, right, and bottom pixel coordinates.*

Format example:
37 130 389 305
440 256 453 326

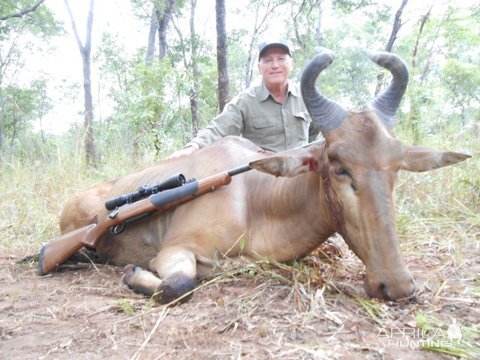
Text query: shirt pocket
247 115 283 146
293 111 310 140
250 115 279 129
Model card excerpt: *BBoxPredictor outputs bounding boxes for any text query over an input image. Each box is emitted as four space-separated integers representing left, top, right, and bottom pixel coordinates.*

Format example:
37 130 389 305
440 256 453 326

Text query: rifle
38 164 252 275
104 173 187 211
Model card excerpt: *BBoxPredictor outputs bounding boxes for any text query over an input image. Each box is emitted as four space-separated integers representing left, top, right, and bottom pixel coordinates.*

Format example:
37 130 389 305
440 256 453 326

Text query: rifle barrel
227 164 252 176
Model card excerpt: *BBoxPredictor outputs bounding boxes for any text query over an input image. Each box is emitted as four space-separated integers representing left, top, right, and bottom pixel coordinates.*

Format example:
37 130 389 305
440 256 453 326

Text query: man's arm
169 100 244 159
167 141 200 159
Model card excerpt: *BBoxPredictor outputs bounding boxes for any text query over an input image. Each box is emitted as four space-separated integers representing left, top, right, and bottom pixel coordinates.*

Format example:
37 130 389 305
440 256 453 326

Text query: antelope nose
378 280 417 302
365 273 416 301
378 282 388 298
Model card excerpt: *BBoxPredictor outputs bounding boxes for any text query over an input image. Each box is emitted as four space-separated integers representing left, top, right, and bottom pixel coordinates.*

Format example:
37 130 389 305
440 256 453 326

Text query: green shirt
191 80 320 152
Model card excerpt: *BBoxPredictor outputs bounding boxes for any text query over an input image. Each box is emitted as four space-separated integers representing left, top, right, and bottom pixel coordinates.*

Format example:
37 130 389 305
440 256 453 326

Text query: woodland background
0 1 479 358
1 0 479 167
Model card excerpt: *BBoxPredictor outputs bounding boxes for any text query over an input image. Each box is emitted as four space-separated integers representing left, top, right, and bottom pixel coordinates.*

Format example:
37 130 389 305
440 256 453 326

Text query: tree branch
412 4 433 69
385 0 409 52
64 0 85 52
0 0 46 21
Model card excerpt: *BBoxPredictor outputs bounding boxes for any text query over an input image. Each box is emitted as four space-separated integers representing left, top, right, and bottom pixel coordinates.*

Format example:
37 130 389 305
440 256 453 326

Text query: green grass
114 299 136 315
416 314 480 359
353 296 392 324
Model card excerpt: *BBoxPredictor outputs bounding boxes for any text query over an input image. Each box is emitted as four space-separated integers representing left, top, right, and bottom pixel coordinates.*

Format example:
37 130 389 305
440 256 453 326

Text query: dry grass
0 154 141 254
0 134 479 359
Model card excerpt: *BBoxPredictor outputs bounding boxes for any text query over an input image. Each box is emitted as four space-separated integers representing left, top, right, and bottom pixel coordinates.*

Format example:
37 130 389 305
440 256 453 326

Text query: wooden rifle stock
38 164 252 275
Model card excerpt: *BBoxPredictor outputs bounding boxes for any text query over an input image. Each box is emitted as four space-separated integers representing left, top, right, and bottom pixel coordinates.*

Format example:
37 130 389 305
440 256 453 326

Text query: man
169 39 319 158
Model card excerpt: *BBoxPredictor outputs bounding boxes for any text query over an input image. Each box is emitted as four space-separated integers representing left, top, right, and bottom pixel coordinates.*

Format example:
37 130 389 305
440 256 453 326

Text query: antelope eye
333 165 351 178
336 167 350 176
330 158 353 179
332 165 357 191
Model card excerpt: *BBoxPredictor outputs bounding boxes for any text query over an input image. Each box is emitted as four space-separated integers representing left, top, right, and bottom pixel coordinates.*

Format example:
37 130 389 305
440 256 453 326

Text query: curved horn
364 50 409 128
301 49 347 134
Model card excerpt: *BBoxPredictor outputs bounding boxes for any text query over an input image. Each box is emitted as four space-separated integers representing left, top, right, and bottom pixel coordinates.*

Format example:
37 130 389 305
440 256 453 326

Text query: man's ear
250 153 318 177
401 145 471 172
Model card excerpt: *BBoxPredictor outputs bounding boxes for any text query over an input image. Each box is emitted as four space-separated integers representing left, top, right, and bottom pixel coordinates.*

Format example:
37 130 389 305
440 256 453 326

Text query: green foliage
226 28 250 94
1 0 479 167
0 79 53 160
0 86 36 152
0 0 62 38
0 1 61 161
441 60 480 120
105 57 179 156
0 86 36 126
332 0 374 13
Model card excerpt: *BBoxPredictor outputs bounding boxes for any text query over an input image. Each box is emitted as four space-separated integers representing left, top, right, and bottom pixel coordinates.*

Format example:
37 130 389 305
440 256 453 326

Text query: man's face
258 48 293 88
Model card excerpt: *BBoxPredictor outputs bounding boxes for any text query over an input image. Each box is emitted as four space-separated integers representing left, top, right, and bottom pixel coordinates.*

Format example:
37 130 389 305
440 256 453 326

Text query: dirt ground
1 238 479 360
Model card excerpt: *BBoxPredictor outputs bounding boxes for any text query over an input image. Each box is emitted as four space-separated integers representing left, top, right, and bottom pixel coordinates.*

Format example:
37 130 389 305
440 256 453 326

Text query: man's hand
167 142 200 159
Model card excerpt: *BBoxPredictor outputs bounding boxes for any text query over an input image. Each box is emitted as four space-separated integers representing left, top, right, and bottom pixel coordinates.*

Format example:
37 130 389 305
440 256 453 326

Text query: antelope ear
250 154 318 177
401 145 471 172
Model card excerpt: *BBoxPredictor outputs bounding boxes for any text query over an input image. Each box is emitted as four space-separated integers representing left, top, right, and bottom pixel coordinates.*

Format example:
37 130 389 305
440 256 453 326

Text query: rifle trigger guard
110 223 125 235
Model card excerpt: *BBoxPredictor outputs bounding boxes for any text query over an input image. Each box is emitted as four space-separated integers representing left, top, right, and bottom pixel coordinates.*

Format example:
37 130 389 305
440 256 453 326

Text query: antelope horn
301 49 347 134
363 49 409 128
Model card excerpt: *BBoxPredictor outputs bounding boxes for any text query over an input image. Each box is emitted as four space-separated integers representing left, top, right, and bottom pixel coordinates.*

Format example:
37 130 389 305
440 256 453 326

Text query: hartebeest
58 49 469 303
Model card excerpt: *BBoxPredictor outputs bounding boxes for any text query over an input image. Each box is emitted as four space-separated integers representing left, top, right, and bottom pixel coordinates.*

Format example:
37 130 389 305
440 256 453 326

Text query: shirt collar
257 80 298 102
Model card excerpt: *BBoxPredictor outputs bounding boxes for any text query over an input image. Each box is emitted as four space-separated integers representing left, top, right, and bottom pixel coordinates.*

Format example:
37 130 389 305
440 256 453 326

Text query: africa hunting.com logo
378 318 464 349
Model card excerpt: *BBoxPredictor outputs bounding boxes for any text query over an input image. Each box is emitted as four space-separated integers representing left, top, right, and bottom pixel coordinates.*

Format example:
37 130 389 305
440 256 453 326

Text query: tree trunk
145 10 158 65
148 0 175 155
189 0 200 136
175 85 187 146
0 128 3 165
82 49 95 165
65 0 96 167
156 0 175 60
374 0 408 96
244 33 257 89
385 0 409 52
216 0 229 112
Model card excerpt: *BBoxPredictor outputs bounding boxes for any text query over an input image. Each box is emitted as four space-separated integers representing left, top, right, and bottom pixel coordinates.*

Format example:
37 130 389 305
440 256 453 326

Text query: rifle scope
104 173 186 210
